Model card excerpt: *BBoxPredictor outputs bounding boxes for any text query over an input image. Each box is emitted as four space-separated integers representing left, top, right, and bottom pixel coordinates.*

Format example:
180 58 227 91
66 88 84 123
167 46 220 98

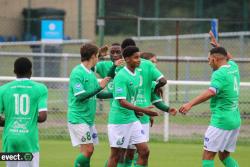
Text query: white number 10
14 94 30 115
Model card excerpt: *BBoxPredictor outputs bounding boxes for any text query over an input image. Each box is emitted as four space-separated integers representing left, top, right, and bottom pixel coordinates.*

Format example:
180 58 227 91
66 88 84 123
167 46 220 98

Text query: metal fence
0 77 249 144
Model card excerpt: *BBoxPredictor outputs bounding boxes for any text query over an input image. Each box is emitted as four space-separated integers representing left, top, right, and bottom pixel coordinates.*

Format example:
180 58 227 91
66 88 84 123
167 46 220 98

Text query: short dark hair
14 57 32 76
210 47 227 57
140 52 155 60
122 46 139 58
121 38 136 50
80 43 98 61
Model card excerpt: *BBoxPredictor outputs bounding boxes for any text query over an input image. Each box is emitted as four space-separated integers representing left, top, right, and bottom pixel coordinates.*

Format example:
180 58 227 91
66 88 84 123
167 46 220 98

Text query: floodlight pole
175 21 180 101
98 0 105 46
77 0 82 39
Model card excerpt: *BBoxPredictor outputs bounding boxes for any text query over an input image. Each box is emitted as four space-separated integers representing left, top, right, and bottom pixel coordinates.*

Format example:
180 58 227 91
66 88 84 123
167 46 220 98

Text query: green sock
222 156 239 167
133 152 139 167
124 157 133 167
104 160 108 167
202 160 214 167
74 154 90 167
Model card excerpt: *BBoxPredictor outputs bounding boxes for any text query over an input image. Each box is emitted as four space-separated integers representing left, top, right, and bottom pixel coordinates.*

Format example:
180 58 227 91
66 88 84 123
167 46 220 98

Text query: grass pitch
0 140 249 167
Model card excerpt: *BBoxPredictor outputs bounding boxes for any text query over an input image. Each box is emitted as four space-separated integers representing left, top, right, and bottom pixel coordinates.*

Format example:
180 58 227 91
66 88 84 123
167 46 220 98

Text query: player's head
121 38 136 51
110 43 122 62
208 47 227 70
141 52 157 64
80 43 99 66
122 46 140 68
14 57 32 78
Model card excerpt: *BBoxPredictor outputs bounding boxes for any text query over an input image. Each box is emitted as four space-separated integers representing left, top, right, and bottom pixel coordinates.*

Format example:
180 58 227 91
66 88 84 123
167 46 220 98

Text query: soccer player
0 57 48 167
179 31 240 167
120 39 168 167
67 43 111 167
94 43 125 104
107 46 159 167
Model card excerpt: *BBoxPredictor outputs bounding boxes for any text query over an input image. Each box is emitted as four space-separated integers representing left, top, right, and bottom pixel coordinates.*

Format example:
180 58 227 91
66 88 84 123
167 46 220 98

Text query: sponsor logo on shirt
75 83 82 90
141 130 145 135
204 137 209 142
116 87 123 93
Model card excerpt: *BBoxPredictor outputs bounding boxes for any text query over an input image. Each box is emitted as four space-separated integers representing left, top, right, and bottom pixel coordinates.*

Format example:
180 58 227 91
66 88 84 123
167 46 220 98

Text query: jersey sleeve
71 73 86 96
38 85 48 112
149 62 164 81
114 74 127 100
210 71 224 94
228 60 238 68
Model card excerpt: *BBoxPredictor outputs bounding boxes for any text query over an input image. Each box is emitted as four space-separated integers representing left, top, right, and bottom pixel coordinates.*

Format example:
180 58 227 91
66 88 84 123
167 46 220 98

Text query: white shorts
108 121 147 149
127 123 150 149
204 126 240 152
6 152 39 167
68 123 99 147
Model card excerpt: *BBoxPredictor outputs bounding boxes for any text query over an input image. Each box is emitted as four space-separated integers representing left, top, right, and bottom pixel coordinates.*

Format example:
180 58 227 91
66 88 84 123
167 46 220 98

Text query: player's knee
138 147 150 159
84 146 94 157
218 151 230 161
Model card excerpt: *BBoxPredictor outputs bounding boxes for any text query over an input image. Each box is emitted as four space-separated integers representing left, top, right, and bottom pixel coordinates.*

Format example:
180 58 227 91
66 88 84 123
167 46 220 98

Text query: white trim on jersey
124 67 136 76
38 108 47 112
209 87 217 94
115 97 126 100
81 63 92 74
74 90 86 96
156 75 164 82
151 99 162 104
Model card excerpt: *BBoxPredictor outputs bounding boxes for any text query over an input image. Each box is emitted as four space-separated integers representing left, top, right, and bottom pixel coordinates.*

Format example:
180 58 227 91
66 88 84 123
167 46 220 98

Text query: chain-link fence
0 78 249 144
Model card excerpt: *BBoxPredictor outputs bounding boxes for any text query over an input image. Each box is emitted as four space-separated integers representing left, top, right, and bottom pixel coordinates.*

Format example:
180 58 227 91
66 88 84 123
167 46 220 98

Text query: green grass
0 140 249 167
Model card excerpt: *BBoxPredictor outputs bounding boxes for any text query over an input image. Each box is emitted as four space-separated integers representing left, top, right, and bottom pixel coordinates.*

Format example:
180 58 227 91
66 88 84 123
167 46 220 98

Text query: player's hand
150 117 154 127
142 108 159 117
168 108 177 116
98 45 109 58
179 103 192 115
114 59 125 67
209 30 220 48
99 77 111 88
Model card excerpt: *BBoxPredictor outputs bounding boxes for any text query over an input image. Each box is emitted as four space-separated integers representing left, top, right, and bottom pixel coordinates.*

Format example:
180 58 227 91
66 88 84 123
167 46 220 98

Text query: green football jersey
136 59 164 124
0 79 48 153
95 60 124 97
209 60 241 130
108 67 140 124
67 64 101 126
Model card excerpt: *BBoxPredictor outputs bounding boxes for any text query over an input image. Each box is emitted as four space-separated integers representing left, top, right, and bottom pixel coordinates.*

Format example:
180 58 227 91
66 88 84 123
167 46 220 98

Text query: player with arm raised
67 43 111 167
0 57 48 167
179 31 240 167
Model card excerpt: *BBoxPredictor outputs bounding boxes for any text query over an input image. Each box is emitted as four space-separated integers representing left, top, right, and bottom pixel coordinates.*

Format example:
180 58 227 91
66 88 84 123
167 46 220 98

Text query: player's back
210 60 241 130
0 79 48 152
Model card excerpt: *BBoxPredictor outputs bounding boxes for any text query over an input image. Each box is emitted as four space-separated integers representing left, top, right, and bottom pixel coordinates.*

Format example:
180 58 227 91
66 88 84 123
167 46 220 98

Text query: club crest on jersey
75 83 82 90
92 133 98 139
116 87 123 93
129 82 133 86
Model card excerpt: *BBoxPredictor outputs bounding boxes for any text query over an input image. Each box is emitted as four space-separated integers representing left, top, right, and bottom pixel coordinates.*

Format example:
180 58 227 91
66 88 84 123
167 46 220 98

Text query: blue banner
41 20 63 42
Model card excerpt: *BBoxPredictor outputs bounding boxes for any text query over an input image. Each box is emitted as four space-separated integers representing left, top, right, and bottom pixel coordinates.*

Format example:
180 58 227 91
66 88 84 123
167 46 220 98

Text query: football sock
202 160 214 167
74 154 90 167
222 156 239 167
124 157 133 167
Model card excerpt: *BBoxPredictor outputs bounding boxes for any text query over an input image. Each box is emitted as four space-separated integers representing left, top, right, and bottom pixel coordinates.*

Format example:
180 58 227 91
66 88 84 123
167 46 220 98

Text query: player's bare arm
38 111 47 123
179 89 215 114
118 99 158 117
